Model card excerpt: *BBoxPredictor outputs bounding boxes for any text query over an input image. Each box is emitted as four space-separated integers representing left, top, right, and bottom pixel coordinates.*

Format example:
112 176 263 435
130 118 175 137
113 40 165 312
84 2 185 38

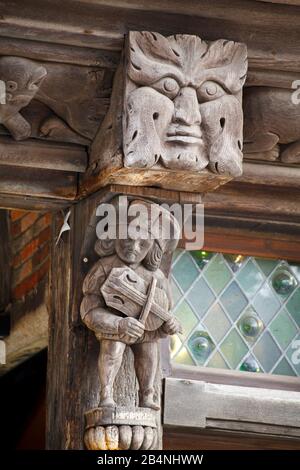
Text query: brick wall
9 210 51 309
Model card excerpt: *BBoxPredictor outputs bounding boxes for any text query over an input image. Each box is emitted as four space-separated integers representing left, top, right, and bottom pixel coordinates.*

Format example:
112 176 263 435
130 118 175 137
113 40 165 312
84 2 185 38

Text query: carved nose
172 87 201 126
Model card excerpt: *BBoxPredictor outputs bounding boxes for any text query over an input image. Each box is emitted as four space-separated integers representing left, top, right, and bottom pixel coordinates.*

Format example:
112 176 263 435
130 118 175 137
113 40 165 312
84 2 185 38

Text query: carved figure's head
96 198 180 270
123 32 247 177
0 56 47 123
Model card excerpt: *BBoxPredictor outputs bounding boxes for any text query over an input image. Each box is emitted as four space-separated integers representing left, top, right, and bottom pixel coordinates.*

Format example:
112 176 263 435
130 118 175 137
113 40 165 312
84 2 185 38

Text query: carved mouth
166 127 203 145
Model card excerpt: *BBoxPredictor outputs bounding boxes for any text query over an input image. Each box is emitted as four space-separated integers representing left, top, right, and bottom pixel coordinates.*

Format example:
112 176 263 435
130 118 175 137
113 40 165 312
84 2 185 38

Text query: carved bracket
86 31 248 193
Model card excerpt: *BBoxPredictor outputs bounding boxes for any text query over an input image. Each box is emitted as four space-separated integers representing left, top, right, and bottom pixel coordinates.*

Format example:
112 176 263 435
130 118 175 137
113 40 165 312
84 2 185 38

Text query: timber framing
0 0 299 212
1 0 300 451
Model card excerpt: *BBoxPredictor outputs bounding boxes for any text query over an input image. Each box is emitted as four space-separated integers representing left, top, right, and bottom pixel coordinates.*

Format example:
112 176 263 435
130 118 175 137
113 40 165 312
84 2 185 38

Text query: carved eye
6 81 18 92
152 77 180 99
197 81 226 102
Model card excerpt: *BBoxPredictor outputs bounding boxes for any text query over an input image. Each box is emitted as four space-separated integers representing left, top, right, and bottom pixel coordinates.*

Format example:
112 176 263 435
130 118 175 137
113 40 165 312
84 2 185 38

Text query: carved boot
100 387 116 408
139 388 160 410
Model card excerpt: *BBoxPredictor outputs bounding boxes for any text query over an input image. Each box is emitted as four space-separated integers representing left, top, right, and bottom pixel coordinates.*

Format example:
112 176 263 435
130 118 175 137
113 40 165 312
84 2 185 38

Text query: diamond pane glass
286 288 300 327
204 254 232 294
252 332 281 372
204 303 231 342
171 250 300 376
237 260 264 299
220 281 247 321
220 329 248 368
172 252 199 292
187 278 215 319
173 301 198 340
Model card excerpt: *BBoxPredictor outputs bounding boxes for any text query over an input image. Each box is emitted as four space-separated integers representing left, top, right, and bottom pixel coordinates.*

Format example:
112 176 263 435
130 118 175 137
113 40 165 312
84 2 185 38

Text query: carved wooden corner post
47 31 247 451
81 197 181 450
47 195 180 450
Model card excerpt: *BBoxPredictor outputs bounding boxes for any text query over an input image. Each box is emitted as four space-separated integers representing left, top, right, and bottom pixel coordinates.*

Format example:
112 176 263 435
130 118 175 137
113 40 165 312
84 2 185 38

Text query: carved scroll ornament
80 198 181 450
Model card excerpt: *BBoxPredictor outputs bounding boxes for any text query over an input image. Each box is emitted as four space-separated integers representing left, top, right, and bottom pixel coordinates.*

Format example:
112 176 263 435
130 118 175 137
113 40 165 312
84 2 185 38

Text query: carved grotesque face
115 237 153 265
123 32 247 177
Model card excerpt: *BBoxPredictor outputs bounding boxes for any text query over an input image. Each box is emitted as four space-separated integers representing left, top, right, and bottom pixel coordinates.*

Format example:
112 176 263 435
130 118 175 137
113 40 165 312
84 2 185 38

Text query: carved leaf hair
127 31 247 94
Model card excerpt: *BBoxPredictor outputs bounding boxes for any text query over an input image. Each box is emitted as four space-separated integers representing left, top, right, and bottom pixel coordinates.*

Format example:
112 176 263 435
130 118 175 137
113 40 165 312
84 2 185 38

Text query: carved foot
244 144 280 161
84 424 157 450
84 406 157 450
40 116 90 145
281 140 300 164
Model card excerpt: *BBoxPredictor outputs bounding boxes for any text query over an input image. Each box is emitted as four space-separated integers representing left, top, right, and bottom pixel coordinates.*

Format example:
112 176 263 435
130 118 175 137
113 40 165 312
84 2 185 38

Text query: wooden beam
240 162 300 188
204 182 300 221
0 137 87 173
0 36 120 69
171 363 300 393
0 194 72 212
0 210 11 338
164 377 300 437
164 428 300 450
0 0 299 73
201 222 300 262
80 166 231 197
0 167 77 200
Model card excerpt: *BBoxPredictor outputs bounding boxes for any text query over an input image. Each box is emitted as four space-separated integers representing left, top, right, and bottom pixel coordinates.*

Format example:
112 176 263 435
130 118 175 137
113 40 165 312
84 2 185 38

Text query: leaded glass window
171 250 300 376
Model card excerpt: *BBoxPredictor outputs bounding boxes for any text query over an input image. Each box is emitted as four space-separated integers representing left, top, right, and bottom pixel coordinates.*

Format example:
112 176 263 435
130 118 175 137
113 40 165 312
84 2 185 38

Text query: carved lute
101 266 171 331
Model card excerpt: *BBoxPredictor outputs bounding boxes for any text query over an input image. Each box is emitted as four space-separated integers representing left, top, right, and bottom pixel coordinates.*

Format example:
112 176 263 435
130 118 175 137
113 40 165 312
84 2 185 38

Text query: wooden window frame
163 222 300 442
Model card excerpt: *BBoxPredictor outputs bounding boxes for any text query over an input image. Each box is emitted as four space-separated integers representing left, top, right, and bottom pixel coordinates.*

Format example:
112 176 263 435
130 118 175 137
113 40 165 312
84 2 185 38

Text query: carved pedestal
84 407 157 450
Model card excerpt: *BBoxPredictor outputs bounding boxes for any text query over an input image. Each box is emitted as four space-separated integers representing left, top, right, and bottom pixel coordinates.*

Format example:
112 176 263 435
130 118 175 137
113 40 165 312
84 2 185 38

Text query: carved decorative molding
80 197 181 450
85 31 248 194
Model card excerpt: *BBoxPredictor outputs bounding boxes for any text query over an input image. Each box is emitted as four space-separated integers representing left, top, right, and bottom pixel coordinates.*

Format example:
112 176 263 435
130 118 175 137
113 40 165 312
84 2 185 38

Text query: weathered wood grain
171 363 300 393
164 428 300 450
0 36 120 68
0 137 87 173
164 377 300 436
1 0 299 73
80 166 232 196
0 167 77 200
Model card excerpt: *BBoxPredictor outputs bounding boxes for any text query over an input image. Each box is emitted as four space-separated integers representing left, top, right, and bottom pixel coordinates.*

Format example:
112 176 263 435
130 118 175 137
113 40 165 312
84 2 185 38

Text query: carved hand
118 317 145 340
162 317 182 336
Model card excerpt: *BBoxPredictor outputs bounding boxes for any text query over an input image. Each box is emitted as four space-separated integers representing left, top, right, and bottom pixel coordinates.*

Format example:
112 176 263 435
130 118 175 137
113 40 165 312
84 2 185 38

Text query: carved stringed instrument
101 266 172 331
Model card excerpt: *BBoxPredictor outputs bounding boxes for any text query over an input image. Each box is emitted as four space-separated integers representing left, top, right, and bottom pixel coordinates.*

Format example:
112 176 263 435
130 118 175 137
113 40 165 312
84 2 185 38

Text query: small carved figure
0 56 104 143
244 86 300 163
123 31 247 176
80 199 181 411
0 56 47 140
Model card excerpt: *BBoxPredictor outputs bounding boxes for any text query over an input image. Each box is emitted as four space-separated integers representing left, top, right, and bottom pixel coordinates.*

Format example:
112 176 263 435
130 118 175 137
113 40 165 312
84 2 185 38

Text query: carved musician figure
80 199 181 411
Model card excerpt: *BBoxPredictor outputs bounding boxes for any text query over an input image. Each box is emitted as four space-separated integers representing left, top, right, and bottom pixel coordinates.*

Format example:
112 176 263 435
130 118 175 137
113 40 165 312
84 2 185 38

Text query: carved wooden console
83 31 248 194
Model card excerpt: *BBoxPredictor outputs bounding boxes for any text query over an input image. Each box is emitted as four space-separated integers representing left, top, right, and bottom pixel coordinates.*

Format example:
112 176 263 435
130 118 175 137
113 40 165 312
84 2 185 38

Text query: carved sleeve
80 260 122 336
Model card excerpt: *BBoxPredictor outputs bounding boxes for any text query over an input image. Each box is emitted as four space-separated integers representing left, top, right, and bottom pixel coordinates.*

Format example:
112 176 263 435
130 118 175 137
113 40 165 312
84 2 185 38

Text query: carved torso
81 254 171 344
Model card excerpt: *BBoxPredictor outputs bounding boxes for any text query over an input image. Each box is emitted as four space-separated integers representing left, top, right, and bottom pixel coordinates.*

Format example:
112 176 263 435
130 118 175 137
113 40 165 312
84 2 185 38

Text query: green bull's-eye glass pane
191 250 214 270
171 250 300 377
272 268 297 297
188 330 215 364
